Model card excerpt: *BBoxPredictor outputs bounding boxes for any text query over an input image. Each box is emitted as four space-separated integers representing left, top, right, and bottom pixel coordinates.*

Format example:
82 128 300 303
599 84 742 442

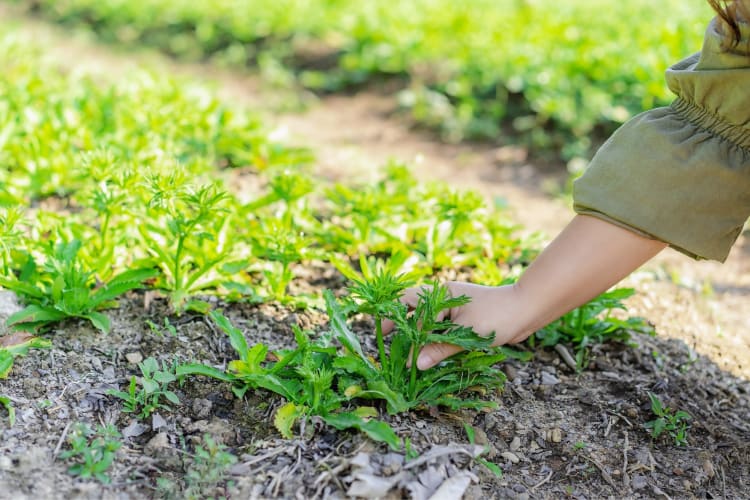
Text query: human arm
390 214 666 370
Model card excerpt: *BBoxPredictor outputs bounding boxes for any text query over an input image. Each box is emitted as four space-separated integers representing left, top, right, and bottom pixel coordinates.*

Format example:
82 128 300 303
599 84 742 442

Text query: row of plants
9 0 710 159
0 27 661 458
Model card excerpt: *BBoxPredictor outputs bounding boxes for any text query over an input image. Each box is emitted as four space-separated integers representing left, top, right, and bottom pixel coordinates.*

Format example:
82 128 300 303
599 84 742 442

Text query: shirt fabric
573 17 750 262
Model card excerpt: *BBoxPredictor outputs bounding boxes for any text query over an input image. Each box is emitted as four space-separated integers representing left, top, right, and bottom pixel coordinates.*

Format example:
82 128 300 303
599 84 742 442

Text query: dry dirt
1 7 749 500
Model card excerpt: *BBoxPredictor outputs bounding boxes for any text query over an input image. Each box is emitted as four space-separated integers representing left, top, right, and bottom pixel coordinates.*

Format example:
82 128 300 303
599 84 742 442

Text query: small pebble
546 428 562 443
144 432 169 456
471 426 489 446
541 372 560 386
90 357 103 371
192 398 213 420
501 451 520 464
632 474 648 490
703 460 715 478
125 352 143 364
510 436 521 452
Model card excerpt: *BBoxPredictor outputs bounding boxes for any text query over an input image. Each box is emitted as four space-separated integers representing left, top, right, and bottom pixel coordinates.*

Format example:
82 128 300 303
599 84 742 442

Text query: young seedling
1 333 51 425
1 240 157 333
0 332 53 380
529 288 654 371
0 207 24 276
108 357 181 419
0 395 15 426
140 174 235 313
177 311 401 450
644 392 691 446
333 253 416 376
248 218 310 304
325 273 523 415
184 434 237 499
463 422 503 478
59 423 122 484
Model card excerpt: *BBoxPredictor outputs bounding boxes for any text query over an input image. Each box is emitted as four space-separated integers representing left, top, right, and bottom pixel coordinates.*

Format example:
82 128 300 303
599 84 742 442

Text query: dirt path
5 6 749 380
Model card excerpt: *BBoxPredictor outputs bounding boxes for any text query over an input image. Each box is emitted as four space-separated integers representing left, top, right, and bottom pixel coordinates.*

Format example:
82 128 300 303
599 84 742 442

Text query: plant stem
408 341 420 399
575 306 585 335
100 212 111 249
174 235 185 296
375 314 389 376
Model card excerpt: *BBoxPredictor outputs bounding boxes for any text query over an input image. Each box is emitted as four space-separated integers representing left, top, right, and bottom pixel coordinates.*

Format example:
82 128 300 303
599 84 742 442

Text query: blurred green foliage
13 0 711 158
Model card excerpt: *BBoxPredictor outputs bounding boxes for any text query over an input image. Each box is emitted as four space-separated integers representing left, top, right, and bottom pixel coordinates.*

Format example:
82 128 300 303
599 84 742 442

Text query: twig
584 455 618 489
622 431 630 490
720 464 726 500
53 421 72 458
530 470 554 492
242 446 288 468
647 449 658 476
604 415 618 438
554 344 577 371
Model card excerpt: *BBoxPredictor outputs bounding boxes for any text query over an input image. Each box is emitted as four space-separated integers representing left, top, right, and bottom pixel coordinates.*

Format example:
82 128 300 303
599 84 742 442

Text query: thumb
416 342 463 370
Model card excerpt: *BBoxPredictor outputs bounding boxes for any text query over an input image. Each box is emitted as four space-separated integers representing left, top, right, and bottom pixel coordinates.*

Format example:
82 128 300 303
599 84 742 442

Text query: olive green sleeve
573 18 750 262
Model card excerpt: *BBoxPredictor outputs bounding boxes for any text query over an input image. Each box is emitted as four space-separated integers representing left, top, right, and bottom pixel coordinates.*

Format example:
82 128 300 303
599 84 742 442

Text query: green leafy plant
59 423 122 484
0 208 24 276
17 0 709 161
644 392 691 446
328 286 516 415
108 357 181 419
529 288 654 371
248 218 310 304
140 174 238 313
0 333 53 380
1 240 157 333
183 434 237 499
0 395 15 426
177 311 401 449
334 253 416 377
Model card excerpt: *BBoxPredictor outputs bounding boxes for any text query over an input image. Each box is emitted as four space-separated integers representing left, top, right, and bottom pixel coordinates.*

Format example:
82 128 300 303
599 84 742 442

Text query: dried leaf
0 332 33 348
428 472 473 500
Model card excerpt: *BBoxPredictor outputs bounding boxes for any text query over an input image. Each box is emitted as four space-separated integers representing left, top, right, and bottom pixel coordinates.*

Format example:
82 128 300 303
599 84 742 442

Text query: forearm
509 214 666 340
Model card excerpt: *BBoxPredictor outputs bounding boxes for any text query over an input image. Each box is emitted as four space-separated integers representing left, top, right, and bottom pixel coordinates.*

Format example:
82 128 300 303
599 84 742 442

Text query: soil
1 6 749 500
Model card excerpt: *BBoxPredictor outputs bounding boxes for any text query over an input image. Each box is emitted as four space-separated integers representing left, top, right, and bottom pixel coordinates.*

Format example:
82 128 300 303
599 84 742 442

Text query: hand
382 281 531 370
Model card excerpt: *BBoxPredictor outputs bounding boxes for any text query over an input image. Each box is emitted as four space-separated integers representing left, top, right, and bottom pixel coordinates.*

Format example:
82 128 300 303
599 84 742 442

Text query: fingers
415 342 464 370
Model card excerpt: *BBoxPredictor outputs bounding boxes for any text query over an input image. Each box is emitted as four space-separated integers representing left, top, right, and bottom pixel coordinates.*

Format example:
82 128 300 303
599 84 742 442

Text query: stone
510 436 522 452
191 398 213 420
144 432 169 456
125 352 143 364
632 474 648 490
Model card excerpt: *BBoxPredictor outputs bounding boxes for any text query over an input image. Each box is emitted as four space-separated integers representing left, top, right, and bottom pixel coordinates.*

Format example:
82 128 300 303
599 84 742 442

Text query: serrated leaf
426 327 495 350
274 402 305 438
90 268 158 307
